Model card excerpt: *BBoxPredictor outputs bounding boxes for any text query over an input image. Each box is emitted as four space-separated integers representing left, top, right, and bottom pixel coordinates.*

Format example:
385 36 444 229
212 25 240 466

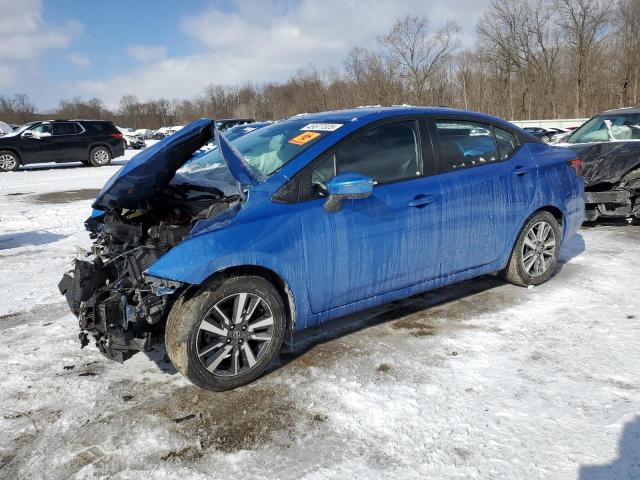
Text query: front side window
435 120 498 171
566 113 640 144
310 121 422 197
32 123 53 135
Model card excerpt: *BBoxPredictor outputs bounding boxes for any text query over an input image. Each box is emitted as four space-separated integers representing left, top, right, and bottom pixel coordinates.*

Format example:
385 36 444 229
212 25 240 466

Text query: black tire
0 150 20 172
501 211 561 287
165 275 286 391
80 159 91 166
89 146 112 167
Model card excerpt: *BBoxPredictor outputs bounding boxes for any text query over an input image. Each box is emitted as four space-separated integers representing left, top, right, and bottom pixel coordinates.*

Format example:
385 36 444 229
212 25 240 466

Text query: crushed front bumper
58 259 178 362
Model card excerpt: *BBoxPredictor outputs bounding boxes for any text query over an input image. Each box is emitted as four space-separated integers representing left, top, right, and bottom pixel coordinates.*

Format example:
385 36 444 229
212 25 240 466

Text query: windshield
2 122 37 137
176 119 339 187
566 113 640 144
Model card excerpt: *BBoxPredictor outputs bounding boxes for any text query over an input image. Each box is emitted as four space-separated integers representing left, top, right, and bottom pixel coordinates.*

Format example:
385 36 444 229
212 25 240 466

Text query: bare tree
558 0 611 117
380 15 459 105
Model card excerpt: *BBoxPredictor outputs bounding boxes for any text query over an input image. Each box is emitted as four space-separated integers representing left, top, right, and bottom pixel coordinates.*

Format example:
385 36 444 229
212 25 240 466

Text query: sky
0 0 489 110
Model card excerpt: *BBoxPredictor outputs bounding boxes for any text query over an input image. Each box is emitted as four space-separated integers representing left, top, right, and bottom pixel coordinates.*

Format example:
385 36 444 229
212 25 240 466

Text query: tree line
1 0 638 129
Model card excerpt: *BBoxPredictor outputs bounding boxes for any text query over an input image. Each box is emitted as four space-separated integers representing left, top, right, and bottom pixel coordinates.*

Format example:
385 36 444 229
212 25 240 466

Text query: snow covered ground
0 152 639 479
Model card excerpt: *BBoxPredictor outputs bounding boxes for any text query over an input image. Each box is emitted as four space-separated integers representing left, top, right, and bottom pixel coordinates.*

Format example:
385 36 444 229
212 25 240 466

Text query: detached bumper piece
584 190 634 221
58 258 174 363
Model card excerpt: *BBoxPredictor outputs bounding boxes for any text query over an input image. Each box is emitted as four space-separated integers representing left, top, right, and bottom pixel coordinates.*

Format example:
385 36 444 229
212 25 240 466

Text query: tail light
567 158 582 177
111 133 123 139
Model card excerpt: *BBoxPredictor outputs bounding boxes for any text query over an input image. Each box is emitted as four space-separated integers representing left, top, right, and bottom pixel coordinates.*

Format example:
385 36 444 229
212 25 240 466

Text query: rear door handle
512 166 530 176
408 194 436 208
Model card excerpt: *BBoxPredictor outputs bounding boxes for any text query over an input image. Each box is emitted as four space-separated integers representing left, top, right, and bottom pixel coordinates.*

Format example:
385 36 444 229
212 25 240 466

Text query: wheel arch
89 143 114 156
506 206 565 266
538 205 564 231
188 264 297 345
0 147 22 163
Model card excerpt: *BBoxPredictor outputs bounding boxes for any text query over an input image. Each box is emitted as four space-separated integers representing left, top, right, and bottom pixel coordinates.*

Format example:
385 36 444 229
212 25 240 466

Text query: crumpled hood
93 118 258 210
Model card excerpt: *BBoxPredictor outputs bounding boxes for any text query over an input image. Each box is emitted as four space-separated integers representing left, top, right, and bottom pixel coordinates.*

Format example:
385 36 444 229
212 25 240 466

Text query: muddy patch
0 303 69 330
378 278 518 336
153 384 300 458
33 188 100 204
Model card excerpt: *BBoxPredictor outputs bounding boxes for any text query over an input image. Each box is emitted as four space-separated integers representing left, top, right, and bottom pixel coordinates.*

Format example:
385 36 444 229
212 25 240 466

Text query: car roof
599 107 640 116
289 106 517 127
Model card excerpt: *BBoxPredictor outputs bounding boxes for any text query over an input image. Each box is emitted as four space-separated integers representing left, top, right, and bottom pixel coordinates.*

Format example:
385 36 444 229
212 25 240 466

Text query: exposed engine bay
59 183 239 362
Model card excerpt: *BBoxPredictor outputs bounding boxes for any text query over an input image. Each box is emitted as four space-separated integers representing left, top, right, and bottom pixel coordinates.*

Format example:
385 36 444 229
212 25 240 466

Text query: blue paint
327 172 374 196
93 118 214 210
114 106 583 332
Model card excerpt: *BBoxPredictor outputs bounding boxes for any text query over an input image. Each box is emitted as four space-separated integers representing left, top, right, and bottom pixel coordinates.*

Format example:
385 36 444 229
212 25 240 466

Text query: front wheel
89 146 112 167
165 276 286 391
0 150 20 172
502 211 561 287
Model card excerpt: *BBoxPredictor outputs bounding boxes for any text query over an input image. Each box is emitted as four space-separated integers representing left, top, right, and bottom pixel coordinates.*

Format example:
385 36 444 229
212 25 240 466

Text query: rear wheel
89 146 112 167
165 276 286 391
0 150 20 172
502 211 561 286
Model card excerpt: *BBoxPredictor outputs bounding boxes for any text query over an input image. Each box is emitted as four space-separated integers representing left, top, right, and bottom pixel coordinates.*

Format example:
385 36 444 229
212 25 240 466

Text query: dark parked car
558 107 640 221
223 121 272 141
523 126 556 143
59 108 584 391
215 118 255 132
0 120 125 172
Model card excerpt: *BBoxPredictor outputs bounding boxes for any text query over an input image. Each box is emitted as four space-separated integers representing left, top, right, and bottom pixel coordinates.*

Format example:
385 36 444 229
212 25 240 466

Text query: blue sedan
60 107 585 391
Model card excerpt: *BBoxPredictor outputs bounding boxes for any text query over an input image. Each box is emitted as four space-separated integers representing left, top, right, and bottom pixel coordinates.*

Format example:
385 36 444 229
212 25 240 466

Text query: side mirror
22 130 34 138
323 172 373 213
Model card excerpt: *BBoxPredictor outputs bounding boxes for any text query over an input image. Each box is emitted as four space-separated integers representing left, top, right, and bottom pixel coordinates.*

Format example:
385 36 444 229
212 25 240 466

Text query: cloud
0 0 82 89
127 44 168 62
68 53 90 68
75 0 490 108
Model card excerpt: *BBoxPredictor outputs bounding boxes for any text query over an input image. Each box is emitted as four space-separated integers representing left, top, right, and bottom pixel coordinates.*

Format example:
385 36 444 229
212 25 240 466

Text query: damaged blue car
59 107 585 391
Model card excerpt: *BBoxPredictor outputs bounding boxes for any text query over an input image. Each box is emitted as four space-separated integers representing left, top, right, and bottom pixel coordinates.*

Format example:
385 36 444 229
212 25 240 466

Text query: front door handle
408 194 436 208
512 166 530 176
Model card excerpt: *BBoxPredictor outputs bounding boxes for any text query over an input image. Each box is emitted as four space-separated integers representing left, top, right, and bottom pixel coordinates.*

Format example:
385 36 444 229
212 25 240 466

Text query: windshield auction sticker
289 131 322 145
301 123 343 132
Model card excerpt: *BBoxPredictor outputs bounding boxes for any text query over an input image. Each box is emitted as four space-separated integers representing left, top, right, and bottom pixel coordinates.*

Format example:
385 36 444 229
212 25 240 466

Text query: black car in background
522 126 568 143
0 120 125 172
214 118 255 132
558 107 640 221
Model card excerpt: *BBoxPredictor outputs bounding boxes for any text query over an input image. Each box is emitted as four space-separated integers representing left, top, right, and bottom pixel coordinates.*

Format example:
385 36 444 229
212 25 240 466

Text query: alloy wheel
196 292 275 376
94 149 109 165
0 153 17 170
521 221 556 277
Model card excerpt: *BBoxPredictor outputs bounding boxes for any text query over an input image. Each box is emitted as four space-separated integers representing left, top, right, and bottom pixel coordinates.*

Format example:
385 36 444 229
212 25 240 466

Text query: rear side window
435 120 498 172
85 122 117 135
494 127 519 160
312 120 422 191
53 122 78 135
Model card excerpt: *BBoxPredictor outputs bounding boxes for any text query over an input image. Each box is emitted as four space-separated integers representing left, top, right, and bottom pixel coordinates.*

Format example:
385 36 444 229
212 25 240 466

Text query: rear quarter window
85 122 117 135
